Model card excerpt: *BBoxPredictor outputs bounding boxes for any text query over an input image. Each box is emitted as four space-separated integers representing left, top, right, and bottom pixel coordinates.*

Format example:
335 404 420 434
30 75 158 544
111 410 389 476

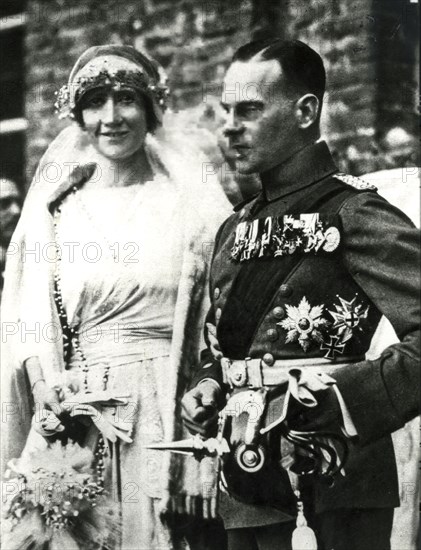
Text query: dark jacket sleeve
189 306 224 388
189 217 231 390
334 191 420 445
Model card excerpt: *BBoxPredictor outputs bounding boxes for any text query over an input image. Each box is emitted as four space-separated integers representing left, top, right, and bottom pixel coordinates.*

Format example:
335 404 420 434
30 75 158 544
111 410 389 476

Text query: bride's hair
55 44 169 133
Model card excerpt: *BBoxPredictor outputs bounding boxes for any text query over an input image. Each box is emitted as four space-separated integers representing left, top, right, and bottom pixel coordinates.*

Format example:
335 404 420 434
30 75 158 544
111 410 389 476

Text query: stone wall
25 0 419 182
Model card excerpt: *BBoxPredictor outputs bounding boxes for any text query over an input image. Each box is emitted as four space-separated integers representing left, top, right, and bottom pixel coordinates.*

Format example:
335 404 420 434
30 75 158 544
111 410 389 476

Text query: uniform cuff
332 385 358 437
198 378 222 393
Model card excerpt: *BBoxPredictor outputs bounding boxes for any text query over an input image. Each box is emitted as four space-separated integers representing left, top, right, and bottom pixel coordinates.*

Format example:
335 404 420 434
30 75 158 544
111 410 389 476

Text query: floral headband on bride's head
54 45 170 129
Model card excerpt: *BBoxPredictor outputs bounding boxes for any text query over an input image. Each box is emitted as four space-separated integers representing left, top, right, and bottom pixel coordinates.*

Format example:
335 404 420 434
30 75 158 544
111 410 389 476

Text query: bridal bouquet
2 441 120 550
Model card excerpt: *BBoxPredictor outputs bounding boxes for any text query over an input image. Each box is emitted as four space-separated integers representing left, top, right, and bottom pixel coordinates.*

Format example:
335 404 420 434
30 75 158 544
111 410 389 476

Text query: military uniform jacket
194 141 420 520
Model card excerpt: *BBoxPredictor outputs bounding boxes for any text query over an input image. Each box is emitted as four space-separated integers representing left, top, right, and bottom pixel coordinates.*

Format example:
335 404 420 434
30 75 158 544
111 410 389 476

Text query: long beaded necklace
53 189 110 392
53 189 109 486
54 193 109 393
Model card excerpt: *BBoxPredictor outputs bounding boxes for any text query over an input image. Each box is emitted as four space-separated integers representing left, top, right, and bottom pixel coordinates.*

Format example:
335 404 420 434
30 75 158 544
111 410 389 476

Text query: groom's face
221 58 300 174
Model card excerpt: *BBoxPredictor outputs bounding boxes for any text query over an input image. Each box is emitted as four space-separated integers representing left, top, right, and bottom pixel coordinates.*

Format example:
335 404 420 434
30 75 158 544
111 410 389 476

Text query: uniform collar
261 141 338 202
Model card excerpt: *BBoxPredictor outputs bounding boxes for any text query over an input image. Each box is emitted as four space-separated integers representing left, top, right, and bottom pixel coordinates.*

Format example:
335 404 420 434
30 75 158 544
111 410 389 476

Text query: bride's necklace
53 198 108 487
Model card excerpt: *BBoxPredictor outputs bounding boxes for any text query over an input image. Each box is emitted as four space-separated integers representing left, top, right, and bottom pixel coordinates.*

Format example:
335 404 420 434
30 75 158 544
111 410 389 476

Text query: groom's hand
287 386 343 432
181 381 221 437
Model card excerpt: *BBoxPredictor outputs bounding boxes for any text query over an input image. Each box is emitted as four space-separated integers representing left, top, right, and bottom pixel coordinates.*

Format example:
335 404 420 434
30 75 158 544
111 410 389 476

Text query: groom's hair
232 39 326 107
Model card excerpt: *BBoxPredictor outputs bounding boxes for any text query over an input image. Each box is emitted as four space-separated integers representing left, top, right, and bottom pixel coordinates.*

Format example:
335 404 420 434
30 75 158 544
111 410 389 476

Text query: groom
182 38 420 550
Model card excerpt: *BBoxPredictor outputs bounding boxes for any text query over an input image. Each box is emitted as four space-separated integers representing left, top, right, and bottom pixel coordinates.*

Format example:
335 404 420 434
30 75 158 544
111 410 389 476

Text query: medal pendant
322 226 341 252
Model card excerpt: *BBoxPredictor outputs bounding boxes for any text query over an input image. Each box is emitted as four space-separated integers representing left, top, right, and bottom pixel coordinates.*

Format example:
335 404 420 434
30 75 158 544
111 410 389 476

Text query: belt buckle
222 358 248 388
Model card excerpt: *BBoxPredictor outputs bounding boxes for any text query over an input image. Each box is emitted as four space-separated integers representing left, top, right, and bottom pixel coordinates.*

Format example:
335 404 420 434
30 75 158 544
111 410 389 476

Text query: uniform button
266 328 278 341
272 306 285 320
279 284 292 297
215 308 222 321
262 353 275 366
214 287 221 300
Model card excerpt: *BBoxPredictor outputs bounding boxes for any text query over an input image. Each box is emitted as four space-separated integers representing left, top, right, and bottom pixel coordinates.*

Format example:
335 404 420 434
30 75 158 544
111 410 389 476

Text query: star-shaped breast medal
279 297 330 352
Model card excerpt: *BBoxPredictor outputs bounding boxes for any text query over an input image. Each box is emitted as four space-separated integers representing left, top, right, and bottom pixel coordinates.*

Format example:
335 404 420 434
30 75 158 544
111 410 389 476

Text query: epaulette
333 172 377 191
233 192 260 212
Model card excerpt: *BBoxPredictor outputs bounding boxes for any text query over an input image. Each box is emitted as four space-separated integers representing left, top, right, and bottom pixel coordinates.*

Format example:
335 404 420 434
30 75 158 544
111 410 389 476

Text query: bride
1 45 230 549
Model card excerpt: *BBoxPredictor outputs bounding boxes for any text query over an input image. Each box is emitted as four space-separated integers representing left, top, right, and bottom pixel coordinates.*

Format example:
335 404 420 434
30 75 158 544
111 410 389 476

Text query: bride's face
80 88 148 161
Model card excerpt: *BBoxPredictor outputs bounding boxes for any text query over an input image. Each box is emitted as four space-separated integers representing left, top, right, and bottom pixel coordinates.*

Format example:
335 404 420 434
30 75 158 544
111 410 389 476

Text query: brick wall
25 0 143 180
287 0 419 173
25 0 419 183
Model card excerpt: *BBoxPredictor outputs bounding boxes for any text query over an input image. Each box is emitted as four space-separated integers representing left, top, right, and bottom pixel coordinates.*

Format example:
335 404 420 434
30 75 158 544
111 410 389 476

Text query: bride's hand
32 380 65 435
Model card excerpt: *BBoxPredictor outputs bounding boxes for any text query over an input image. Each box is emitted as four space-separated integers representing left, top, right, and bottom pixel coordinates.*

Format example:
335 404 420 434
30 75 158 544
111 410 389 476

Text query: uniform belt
221 356 363 388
